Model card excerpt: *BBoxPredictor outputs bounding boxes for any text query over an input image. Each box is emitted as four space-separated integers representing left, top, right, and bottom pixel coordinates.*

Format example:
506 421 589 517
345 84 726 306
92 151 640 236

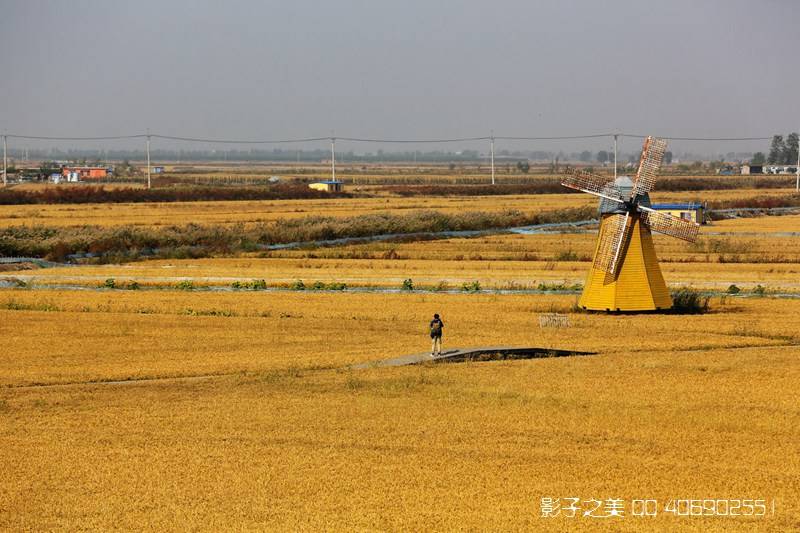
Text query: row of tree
576 150 674 165
760 133 800 165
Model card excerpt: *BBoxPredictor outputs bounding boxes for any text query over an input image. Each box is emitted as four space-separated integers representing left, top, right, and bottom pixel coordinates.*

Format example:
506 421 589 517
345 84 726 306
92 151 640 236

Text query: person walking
429 313 444 357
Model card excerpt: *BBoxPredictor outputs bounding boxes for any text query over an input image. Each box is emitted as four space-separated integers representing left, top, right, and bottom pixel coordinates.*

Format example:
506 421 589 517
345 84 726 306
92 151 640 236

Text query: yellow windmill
562 136 700 311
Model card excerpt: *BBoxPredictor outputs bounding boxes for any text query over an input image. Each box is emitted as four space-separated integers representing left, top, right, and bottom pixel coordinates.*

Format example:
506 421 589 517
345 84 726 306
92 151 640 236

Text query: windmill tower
562 137 700 311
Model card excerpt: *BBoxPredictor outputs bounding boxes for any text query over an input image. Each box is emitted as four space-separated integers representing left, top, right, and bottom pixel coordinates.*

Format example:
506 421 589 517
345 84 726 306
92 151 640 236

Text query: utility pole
2 135 6 187
490 131 495 185
330 136 336 182
796 153 799 191
613 133 618 180
796 131 800 191
146 133 151 190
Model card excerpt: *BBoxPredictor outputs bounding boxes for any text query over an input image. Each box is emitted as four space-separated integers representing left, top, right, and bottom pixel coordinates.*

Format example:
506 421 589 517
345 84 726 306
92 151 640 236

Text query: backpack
430 320 442 336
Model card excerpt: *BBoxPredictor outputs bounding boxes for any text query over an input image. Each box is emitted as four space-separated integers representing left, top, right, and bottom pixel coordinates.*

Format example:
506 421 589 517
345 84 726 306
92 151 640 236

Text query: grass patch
670 288 711 314
179 308 237 317
537 281 582 291
231 279 268 290
461 281 481 293
0 299 62 312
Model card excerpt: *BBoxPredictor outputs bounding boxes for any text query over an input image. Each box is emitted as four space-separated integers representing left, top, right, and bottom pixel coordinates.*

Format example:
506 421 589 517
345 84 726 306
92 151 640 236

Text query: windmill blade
593 212 632 274
631 136 667 198
562 168 625 204
639 206 700 242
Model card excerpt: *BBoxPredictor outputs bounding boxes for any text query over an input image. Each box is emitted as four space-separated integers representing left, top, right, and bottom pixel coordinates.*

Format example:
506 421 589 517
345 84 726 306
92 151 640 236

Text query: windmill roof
613 176 634 187
598 176 652 214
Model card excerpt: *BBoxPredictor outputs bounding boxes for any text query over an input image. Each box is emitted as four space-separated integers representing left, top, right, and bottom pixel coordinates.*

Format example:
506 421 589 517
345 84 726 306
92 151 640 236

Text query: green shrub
175 280 195 291
555 249 579 261
461 281 481 293
752 284 766 295
726 284 741 294
326 281 347 291
126 281 140 290
250 279 267 290
103 278 116 289
401 278 414 291
431 281 449 292
2 299 23 310
671 288 710 314
289 280 306 290
234 279 268 290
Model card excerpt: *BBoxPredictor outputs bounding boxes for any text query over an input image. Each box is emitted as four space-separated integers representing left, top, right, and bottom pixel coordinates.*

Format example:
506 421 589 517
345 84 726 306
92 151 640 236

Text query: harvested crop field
0 187 793 228
2 187 800 531
1 291 799 530
11 214 800 293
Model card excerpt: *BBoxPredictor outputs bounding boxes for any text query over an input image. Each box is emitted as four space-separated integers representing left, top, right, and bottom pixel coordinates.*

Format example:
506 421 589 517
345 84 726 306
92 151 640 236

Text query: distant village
0 159 793 186
2 162 165 183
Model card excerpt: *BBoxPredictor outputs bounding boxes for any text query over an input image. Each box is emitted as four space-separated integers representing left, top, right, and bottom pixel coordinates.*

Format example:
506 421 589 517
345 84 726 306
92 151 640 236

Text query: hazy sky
1 0 799 155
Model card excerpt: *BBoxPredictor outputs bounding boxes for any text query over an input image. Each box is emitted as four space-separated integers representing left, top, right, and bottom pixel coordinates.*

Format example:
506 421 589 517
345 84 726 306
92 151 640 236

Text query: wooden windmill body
562 137 700 312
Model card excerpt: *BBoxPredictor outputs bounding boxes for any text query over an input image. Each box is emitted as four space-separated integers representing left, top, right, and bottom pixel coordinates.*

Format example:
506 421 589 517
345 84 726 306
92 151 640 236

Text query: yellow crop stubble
1 289 799 530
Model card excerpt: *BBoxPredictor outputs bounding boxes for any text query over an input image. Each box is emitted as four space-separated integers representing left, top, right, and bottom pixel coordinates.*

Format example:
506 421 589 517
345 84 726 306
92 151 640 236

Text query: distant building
651 203 705 224
764 165 798 175
309 180 344 192
62 166 109 180
741 164 763 175
152 166 165 174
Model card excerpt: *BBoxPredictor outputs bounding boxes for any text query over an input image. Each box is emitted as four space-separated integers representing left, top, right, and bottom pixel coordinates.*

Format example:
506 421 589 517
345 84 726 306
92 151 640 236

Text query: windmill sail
631 136 667 198
562 168 625 203
592 212 632 274
639 207 700 242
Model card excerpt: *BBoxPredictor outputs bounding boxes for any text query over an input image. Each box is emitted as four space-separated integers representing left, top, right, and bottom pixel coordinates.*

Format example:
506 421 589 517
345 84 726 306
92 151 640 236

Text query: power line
151 134 330 144
495 134 614 141
7 134 147 141
0 131 780 144
337 136 490 143
620 134 773 141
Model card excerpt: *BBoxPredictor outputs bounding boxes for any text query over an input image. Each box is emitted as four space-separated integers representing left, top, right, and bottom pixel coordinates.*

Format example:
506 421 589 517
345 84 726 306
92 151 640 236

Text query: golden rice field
14 214 800 293
3 189 800 530
0 193 589 228
1 290 798 530
0 186 789 228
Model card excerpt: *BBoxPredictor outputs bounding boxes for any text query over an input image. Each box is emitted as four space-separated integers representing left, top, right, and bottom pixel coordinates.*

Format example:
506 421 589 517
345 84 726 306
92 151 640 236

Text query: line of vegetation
288 280 348 291
387 177 797 197
707 194 800 213
2 176 796 206
0 184 350 205
231 279 268 290
102 278 140 290
536 281 583 291
0 207 596 262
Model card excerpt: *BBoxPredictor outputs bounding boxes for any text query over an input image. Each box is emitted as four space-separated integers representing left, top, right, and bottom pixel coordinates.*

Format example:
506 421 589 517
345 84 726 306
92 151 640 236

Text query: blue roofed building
651 203 705 224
